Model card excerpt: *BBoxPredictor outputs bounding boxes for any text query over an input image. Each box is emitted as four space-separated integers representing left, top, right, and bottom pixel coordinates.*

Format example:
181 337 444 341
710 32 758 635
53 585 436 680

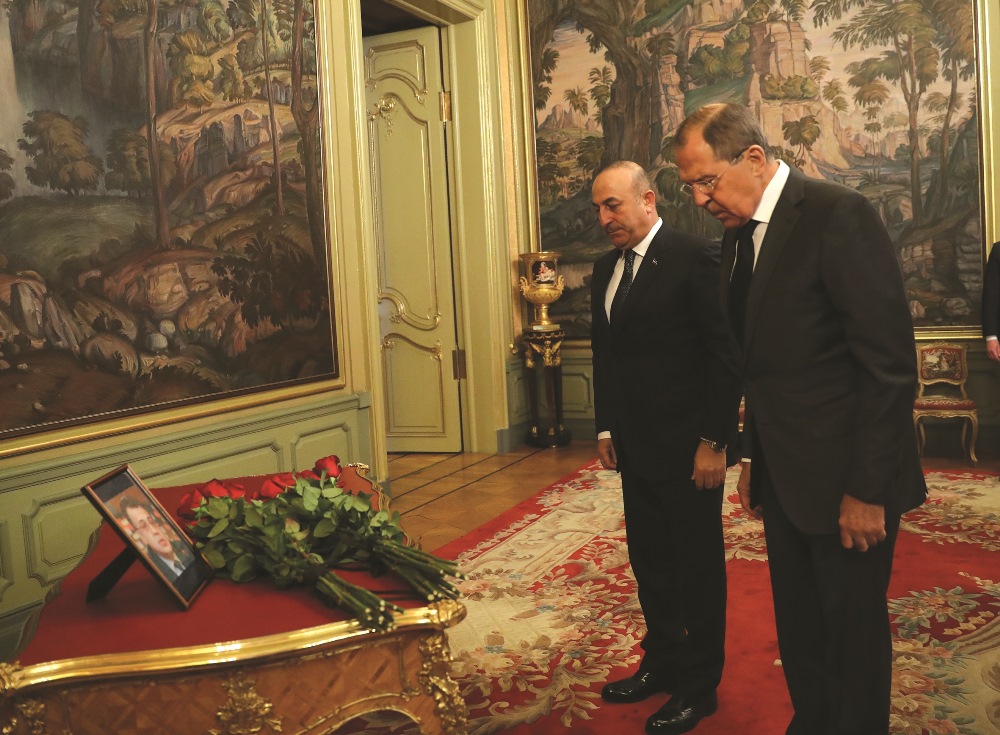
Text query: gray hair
674 103 770 162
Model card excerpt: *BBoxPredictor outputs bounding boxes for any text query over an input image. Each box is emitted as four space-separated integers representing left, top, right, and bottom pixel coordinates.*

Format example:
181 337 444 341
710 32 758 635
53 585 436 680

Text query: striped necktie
610 249 636 324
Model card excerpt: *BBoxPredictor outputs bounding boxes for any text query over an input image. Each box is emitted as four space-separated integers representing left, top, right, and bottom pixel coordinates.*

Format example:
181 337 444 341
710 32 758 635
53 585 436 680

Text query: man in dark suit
590 161 741 735
673 103 927 735
982 242 1000 361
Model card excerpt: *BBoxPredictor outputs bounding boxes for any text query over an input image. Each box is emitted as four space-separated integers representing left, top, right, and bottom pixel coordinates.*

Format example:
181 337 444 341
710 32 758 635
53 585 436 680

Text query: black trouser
755 449 899 735
620 468 727 696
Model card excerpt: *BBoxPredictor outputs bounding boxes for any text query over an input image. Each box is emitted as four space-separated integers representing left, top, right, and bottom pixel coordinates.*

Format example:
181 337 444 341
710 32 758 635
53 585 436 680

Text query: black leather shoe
645 692 718 734
600 670 673 703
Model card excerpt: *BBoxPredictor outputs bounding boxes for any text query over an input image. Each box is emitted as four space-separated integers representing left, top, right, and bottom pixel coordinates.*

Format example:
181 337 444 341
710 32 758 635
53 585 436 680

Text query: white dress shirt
597 218 662 439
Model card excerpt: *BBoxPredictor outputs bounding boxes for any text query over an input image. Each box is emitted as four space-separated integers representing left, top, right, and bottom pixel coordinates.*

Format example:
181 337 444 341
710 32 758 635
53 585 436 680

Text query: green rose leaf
203 547 227 569
206 497 231 519
231 554 258 582
208 517 230 538
301 485 321 512
314 517 337 538
245 505 264 530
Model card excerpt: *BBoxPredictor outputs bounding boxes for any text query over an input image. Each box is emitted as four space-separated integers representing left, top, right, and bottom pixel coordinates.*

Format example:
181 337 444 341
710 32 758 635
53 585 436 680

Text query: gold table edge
3 599 466 695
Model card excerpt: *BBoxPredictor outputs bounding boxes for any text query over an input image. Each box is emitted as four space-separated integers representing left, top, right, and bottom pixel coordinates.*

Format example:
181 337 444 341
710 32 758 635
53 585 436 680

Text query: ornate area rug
350 463 1000 735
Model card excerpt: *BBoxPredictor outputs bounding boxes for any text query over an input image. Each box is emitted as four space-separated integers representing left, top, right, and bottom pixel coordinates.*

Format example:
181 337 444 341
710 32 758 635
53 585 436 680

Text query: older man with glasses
673 102 926 735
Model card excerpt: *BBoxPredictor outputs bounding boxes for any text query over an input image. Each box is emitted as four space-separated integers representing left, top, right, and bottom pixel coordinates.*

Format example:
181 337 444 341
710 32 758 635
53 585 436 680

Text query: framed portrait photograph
82 465 212 608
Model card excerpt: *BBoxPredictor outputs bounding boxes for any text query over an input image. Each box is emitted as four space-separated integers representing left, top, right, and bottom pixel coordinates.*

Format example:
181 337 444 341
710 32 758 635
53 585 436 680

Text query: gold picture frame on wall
522 0 997 342
0 0 342 447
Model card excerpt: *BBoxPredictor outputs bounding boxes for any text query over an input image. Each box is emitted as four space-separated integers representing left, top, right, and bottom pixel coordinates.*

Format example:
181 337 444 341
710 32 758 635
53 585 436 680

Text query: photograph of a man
119 495 196 583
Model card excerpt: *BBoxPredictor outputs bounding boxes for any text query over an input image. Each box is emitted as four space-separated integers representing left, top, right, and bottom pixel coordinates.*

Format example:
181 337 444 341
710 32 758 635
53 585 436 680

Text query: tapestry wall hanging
526 0 985 339
0 0 336 439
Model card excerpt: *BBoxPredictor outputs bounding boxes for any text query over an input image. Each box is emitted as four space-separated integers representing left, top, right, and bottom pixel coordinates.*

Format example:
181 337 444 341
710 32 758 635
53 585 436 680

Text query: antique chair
913 342 978 464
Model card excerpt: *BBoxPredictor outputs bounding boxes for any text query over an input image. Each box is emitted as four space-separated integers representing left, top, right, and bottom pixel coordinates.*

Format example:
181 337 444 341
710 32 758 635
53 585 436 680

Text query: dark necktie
610 249 636 324
728 219 758 347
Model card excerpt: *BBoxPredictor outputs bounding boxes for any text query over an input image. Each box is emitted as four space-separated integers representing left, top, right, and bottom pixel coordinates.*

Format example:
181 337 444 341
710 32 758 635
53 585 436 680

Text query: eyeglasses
679 147 750 197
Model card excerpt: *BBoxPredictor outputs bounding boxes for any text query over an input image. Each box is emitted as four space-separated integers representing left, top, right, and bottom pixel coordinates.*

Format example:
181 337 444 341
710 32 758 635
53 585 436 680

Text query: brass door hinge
452 348 466 380
440 91 452 123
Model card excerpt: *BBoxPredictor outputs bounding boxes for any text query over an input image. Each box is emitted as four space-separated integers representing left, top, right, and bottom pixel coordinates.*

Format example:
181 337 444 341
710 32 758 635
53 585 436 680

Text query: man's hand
692 442 726 489
598 437 618 471
839 495 886 551
737 461 761 519
987 339 1000 362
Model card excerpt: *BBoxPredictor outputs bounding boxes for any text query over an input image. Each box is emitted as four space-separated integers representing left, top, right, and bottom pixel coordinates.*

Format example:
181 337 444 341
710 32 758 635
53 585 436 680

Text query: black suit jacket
591 222 741 481
147 546 204 600
982 242 1000 338
725 168 926 533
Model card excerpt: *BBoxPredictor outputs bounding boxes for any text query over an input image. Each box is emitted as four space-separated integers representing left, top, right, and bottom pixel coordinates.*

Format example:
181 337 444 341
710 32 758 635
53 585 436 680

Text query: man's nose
692 189 712 207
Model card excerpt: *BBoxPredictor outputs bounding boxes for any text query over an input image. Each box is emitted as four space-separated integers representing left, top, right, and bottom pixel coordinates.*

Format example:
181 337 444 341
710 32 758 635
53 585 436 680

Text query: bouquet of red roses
179 456 462 632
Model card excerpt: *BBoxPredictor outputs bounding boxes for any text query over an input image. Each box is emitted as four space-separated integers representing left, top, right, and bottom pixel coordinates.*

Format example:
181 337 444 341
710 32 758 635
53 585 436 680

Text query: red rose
314 455 342 478
297 469 321 481
207 479 247 499
258 473 294 499
178 479 248 520
201 479 231 498
178 488 208 520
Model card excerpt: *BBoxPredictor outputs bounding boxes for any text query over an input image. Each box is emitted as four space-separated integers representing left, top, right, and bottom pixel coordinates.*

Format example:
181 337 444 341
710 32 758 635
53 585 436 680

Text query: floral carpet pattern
350 464 1000 735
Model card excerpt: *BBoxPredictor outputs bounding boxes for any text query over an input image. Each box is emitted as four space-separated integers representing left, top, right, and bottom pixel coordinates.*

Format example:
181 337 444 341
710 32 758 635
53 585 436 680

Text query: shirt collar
626 217 662 260
749 160 789 225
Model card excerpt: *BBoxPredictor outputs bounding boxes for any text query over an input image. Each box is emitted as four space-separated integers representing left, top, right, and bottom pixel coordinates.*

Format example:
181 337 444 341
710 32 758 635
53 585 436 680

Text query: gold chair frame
913 342 978 464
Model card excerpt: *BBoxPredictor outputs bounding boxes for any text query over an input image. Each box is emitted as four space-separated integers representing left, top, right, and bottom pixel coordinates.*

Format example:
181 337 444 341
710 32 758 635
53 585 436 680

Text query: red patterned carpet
350 462 1000 735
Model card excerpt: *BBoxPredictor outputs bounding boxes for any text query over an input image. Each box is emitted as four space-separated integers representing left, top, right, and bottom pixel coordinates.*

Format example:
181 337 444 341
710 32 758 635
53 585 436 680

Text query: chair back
915 342 970 400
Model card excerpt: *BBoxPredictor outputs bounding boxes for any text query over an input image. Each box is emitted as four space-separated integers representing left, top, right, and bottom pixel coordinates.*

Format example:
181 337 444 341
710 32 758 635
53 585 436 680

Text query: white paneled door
364 26 463 452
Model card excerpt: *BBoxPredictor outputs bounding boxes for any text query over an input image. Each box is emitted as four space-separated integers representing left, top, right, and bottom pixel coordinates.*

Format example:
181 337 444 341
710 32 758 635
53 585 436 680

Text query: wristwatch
700 437 726 453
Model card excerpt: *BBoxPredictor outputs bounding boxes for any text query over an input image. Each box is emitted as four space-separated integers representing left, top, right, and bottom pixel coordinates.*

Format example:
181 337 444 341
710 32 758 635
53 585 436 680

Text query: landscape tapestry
0 0 335 438
528 0 984 339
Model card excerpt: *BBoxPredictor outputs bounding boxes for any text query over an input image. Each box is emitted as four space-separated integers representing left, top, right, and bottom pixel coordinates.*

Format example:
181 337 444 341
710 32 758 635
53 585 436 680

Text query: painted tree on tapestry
527 0 982 338
0 0 334 437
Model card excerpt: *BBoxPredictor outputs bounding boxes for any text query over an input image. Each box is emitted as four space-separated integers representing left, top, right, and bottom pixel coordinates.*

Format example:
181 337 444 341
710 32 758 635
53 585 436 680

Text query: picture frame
524 0 991 341
0 0 340 442
82 465 212 608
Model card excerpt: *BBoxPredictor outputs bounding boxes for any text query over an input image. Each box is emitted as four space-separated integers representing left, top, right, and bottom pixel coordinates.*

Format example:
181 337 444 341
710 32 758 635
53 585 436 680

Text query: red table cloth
15 475 422 666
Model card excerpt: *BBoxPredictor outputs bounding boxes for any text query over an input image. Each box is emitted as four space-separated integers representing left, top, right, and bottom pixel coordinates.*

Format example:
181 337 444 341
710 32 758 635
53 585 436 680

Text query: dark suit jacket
982 242 1000 338
726 168 926 534
591 222 741 482
147 546 204 600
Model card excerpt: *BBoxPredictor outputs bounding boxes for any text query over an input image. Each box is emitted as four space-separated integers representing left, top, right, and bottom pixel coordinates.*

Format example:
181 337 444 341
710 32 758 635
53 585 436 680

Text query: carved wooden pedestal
520 328 571 448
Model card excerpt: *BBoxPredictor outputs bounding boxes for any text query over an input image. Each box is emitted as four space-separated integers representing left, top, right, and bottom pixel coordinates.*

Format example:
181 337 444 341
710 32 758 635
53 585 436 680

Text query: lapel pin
651 258 658 266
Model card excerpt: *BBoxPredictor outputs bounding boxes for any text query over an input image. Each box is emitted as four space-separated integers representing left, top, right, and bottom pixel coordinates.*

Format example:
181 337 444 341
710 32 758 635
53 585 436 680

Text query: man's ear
642 188 656 211
746 145 767 171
